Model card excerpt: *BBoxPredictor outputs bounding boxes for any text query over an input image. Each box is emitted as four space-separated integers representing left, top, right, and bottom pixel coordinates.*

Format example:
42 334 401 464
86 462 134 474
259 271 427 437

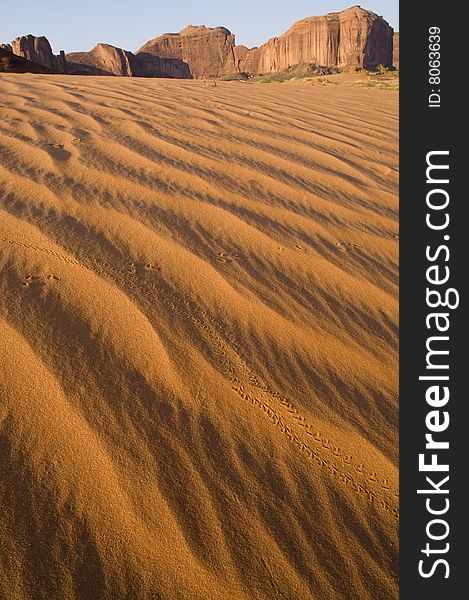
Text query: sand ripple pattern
0 74 398 600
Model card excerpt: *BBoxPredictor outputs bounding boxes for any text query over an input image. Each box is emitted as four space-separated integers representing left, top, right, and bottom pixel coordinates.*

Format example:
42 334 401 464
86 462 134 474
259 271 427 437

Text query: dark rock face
0 47 53 73
360 10 395 70
133 53 191 78
10 35 67 73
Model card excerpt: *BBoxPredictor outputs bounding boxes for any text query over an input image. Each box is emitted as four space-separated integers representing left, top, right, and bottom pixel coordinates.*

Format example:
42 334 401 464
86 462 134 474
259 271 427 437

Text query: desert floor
0 73 398 600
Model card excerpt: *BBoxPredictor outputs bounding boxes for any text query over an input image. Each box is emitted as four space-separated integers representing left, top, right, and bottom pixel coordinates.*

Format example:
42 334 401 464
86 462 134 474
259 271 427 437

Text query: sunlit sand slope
0 74 398 600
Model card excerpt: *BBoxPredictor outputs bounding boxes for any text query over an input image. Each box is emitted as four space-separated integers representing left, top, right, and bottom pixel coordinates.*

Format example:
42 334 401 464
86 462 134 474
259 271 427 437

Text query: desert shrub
376 64 390 75
254 72 293 83
355 78 399 90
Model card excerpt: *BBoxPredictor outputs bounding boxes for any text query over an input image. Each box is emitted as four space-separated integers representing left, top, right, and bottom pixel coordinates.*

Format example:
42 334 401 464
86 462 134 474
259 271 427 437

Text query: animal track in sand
128 271 399 518
216 252 239 264
0 238 84 269
2 235 397 518
21 273 60 287
126 261 161 275
335 241 364 251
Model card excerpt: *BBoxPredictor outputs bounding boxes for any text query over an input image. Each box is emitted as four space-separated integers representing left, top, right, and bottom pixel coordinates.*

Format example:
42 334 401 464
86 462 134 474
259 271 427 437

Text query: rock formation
135 6 393 78
9 35 67 73
4 6 394 78
66 44 138 76
66 43 187 78
66 26 237 78
393 32 399 67
0 46 53 73
235 6 393 74
137 25 236 79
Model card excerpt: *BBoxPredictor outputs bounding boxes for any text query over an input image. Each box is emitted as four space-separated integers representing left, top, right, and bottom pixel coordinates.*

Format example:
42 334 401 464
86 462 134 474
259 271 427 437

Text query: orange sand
0 73 398 599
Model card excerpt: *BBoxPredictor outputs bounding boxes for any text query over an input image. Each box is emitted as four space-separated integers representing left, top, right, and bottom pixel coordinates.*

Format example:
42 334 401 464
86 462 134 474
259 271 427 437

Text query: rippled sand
0 74 398 600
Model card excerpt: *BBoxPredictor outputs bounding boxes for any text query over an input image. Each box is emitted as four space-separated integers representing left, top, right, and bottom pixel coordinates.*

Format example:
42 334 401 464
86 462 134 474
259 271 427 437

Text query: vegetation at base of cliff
217 63 338 83
355 68 399 90
356 65 399 90
216 63 399 87
252 63 338 83
341 65 365 73
218 72 250 81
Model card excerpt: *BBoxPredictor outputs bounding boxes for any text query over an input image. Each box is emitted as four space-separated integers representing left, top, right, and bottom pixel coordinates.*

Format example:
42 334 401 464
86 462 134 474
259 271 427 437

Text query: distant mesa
3 6 395 79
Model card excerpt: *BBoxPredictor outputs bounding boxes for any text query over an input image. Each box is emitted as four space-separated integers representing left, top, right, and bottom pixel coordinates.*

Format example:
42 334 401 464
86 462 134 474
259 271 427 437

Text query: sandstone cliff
66 44 138 76
236 6 393 74
137 25 236 79
10 35 67 73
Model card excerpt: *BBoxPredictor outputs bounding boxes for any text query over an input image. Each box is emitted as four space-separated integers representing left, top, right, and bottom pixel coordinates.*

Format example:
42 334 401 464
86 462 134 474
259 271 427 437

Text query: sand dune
0 74 398 599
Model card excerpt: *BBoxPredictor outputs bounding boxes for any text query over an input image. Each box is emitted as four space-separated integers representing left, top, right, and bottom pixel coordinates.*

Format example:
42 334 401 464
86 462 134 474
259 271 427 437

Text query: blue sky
1 1 398 54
